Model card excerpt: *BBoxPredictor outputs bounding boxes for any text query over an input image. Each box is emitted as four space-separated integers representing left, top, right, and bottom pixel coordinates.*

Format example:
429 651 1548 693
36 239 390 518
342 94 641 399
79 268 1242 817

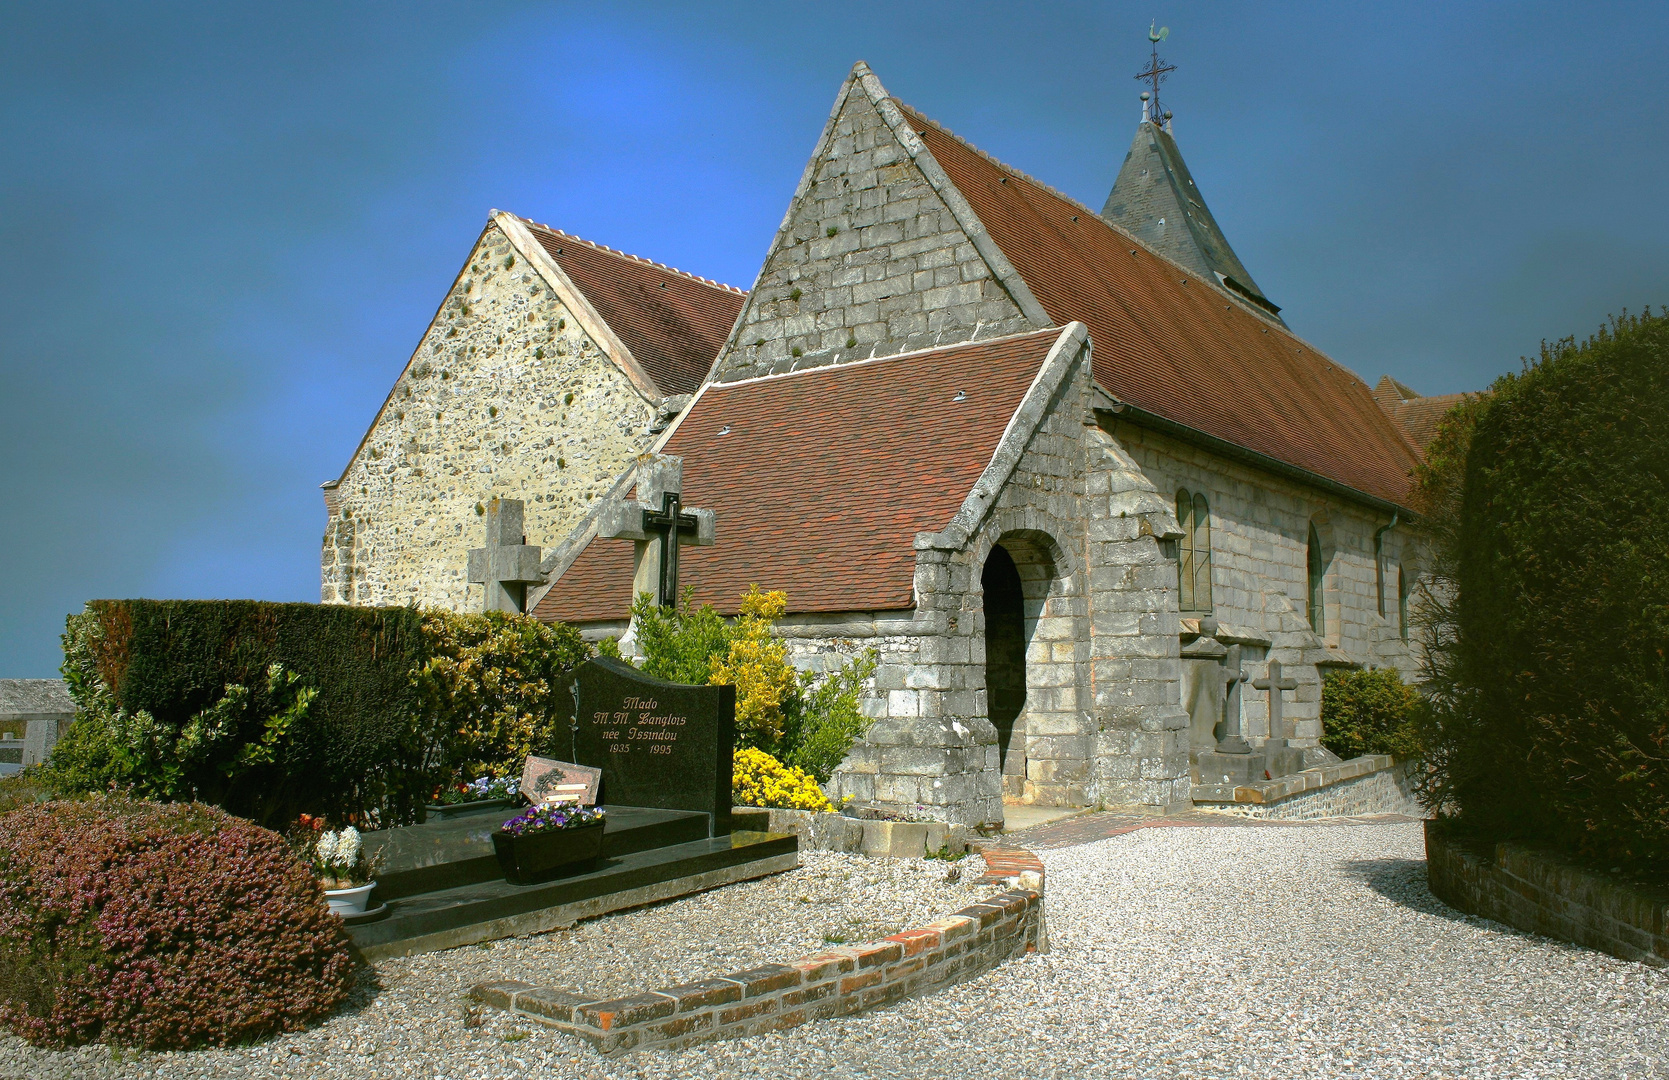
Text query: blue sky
3 1 1666 676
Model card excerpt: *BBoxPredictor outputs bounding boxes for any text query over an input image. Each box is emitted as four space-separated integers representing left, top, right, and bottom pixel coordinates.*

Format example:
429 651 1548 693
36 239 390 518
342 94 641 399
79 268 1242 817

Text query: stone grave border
1425 820 1669 968
471 844 1047 1054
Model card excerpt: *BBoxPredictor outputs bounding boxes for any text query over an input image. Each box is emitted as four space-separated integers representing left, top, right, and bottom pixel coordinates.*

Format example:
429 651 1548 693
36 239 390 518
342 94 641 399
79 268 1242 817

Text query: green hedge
1320 668 1420 761
1425 309 1669 868
49 601 589 827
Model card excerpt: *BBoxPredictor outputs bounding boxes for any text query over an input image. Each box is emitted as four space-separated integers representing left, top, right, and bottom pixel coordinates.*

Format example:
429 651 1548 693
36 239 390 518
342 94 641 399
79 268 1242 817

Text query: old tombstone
1215 644 1252 754
1180 619 1230 755
467 498 543 613
1253 659 1299 747
596 454 715 608
568 656 736 836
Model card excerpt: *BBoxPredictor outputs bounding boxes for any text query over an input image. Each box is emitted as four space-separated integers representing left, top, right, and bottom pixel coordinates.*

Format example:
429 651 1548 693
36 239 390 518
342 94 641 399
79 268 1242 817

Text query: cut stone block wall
1193 756 1422 819
1426 821 1669 969
322 223 656 610
710 65 1036 384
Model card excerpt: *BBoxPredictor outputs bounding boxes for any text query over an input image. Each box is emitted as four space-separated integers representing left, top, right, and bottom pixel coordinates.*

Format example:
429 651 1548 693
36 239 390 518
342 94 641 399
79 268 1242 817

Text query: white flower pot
323 880 376 916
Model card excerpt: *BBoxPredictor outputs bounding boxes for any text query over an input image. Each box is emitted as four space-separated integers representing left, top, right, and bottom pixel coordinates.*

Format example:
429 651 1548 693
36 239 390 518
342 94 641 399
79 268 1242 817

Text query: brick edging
1425 820 1669 968
471 845 1046 1054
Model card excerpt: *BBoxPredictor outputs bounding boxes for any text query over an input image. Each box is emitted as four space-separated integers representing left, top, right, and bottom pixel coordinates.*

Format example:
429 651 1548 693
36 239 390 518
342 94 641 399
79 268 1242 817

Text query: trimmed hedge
50 601 591 827
1320 668 1421 761
1426 310 1669 868
0 797 355 1049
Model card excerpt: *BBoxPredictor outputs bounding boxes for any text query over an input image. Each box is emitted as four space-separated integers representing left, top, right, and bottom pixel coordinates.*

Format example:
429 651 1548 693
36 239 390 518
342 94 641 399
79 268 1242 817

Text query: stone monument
467 498 544 614
595 454 715 610
0 679 74 777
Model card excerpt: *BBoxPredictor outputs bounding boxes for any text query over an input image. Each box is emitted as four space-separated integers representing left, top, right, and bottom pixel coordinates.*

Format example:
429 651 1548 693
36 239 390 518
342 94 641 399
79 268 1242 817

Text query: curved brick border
471 845 1046 1054
1426 821 1669 968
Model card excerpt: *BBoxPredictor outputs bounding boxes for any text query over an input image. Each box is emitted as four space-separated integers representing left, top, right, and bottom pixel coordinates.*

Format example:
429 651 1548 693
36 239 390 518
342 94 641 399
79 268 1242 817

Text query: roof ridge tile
516 217 748 295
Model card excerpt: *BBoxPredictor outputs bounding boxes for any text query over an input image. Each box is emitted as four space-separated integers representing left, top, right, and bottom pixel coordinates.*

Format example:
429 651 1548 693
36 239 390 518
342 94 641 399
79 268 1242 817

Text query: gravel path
6 821 1667 1079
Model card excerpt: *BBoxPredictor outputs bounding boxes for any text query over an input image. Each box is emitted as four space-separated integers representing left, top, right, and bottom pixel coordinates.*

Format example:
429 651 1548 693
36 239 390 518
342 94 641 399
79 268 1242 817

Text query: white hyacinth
337 826 362 866
315 829 341 865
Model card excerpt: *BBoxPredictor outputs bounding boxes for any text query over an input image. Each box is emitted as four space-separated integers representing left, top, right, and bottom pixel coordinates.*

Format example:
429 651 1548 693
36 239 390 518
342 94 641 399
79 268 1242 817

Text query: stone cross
596 454 715 608
1253 659 1298 746
1215 644 1252 754
467 498 544 614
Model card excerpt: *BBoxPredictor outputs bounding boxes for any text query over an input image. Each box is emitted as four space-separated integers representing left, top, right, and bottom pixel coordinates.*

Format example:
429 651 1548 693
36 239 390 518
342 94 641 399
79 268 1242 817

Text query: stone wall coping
1426 821 1669 968
1192 753 1398 805
472 843 1046 1054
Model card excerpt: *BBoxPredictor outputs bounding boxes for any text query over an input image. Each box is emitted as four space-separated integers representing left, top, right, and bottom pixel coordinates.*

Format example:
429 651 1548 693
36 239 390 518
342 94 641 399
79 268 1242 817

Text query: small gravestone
519 756 601 806
564 657 735 836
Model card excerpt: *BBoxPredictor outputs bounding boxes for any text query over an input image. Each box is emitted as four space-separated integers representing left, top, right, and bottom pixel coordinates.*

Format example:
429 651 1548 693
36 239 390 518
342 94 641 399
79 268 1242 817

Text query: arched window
1175 489 1213 612
1398 564 1410 642
1306 522 1326 635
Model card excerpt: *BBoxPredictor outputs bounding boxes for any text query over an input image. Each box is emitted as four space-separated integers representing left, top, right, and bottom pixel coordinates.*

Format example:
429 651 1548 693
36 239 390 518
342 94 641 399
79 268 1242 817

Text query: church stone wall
710 75 1033 384
1107 419 1422 745
322 224 656 610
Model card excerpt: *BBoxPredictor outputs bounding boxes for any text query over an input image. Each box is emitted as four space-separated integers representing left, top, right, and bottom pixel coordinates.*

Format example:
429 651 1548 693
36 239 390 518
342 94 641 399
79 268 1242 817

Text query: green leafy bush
49 601 592 826
0 797 354 1049
414 608 591 782
1320 668 1421 760
632 589 878 780
1419 309 1669 868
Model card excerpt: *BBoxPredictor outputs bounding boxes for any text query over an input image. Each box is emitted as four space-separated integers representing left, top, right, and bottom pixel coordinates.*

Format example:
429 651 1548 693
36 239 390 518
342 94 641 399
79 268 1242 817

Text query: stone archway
981 530 1077 804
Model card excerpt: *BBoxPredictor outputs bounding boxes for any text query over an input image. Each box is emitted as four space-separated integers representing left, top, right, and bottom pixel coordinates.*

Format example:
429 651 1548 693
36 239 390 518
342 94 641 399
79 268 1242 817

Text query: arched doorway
982 545 1027 790
981 531 1077 803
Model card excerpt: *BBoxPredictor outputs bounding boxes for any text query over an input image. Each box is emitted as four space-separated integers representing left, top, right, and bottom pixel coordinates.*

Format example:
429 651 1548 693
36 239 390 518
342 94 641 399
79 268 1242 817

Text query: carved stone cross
1253 659 1299 746
1216 643 1252 754
596 454 715 608
467 498 543 614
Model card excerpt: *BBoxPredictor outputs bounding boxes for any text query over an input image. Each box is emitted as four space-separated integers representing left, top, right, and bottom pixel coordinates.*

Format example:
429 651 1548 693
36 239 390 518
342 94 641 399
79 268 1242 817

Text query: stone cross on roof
1253 659 1298 747
596 454 715 608
467 498 543 614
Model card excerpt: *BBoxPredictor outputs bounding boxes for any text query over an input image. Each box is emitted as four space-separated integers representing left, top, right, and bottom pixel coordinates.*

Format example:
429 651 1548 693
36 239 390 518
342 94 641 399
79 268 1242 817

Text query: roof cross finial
1135 21 1175 130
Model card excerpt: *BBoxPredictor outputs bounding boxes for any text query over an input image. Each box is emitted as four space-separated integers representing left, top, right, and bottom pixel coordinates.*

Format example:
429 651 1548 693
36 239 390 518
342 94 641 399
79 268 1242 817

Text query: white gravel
6 821 1667 1079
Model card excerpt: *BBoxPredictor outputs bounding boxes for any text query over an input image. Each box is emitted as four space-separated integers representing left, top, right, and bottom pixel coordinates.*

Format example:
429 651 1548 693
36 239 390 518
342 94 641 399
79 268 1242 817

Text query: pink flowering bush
0 797 356 1049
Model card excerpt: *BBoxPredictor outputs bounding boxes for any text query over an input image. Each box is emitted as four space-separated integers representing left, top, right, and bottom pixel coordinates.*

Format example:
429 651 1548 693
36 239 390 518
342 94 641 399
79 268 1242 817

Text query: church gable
322 219 740 610
709 62 1045 384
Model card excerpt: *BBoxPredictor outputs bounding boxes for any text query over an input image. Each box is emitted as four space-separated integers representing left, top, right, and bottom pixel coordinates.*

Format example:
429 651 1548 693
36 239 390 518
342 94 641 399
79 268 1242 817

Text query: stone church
325 62 1452 826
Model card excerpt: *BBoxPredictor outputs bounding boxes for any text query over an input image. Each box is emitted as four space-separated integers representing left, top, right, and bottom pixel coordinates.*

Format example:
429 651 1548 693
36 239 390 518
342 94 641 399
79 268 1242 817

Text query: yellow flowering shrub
732 747 832 812
708 586 798 746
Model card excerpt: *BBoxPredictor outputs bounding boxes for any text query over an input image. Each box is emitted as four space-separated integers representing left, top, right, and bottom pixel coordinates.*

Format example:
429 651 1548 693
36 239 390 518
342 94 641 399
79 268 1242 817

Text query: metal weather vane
1135 21 1175 128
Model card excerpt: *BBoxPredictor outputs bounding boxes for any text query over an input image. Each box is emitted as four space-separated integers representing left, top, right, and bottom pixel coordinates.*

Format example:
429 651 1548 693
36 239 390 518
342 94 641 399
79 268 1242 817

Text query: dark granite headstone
564 657 735 837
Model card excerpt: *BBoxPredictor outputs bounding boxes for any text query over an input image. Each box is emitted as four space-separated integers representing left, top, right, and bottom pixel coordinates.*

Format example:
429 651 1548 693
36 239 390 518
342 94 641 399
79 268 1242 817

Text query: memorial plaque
566 657 735 836
519 756 602 807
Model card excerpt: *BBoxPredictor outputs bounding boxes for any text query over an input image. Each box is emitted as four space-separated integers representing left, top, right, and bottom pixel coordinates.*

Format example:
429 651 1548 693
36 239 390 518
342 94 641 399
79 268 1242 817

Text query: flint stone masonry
1426 821 1669 969
710 64 1037 384
322 222 657 611
472 845 1045 1054
1192 755 1421 819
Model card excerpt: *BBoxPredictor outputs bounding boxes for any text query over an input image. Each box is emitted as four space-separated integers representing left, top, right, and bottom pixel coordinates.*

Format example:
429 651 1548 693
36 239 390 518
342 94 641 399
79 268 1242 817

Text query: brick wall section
322 222 657 610
710 65 1036 384
1425 821 1669 969
471 846 1045 1055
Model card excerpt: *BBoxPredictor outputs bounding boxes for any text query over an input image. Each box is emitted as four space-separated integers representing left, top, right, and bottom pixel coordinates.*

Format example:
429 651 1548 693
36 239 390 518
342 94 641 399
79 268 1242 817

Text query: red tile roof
521 221 746 398
533 328 1067 623
898 105 1422 508
1372 375 1471 451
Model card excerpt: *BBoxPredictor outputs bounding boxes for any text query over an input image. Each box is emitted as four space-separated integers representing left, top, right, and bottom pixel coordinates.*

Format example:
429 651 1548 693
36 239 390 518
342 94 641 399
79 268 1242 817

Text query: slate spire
1100 112 1285 326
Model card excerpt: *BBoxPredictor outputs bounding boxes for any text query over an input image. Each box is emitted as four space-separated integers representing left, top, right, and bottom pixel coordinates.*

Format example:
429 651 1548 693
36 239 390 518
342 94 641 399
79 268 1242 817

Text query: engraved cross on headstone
467 498 543 613
1253 659 1298 747
596 454 715 608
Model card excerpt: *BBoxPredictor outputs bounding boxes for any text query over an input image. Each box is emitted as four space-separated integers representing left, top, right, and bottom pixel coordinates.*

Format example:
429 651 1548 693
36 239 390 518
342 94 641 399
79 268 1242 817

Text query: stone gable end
711 73 1034 383
322 223 656 610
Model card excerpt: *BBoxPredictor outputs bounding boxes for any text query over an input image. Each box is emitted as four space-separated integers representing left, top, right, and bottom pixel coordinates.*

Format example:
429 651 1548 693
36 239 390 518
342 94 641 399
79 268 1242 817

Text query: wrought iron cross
596 454 716 609
641 491 699 608
1253 659 1299 746
1135 22 1175 126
